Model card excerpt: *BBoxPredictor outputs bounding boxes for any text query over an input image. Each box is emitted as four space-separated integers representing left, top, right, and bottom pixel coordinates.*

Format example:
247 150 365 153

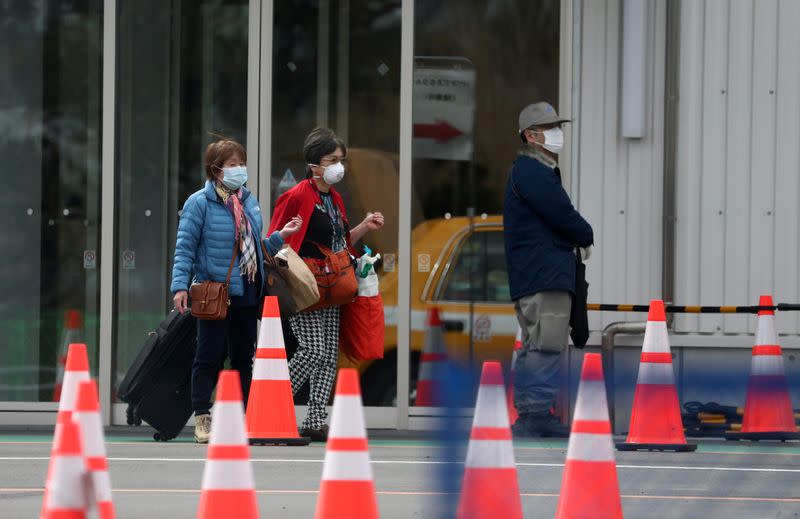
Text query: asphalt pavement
2 430 800 518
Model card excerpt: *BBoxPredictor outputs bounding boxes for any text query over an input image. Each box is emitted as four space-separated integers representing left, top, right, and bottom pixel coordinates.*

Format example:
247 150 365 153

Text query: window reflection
0 1 102 401
113 0 249 396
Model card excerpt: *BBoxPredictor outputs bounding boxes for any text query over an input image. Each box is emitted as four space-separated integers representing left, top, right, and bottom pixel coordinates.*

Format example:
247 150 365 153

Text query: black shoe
300 424 329 442
527 414 570 438
511 415 536 438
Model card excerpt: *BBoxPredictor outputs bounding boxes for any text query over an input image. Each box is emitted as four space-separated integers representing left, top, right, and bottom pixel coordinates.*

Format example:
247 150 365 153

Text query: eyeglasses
320 155 347 166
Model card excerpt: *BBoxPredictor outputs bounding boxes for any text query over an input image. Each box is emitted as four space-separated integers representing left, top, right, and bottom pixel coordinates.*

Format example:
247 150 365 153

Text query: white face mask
534 127 564 154
310 161 345 185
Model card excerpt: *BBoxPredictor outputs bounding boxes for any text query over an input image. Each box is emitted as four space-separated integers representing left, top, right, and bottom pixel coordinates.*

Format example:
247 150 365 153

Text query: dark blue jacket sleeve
170 196 203 293
512 166 594 247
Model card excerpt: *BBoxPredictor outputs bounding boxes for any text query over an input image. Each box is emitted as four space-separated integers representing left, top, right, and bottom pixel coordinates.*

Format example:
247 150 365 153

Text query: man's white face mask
533 127 564 154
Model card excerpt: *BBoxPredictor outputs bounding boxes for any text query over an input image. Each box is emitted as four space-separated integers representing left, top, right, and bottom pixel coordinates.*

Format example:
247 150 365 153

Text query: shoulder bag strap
224 236 239 286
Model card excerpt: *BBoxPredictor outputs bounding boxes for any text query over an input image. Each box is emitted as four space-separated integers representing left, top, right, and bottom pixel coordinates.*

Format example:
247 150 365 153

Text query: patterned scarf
215 184 258 282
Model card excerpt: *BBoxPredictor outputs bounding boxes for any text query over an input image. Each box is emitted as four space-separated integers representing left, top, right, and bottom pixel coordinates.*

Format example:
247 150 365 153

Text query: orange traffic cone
54 310 83 402
507 326 523 425
556 353 622 519
44 420 88 519
616 300 695 452
416 308 447 406
246 296 310 445
198 370 259 519
42 343 91 518
74 380 115 518
457 361 522 519
726 295 800 441
315 368 378 519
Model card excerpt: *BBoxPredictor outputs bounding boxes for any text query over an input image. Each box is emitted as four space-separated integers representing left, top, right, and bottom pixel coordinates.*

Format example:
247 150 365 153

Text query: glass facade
409 0 561 406
0 1 103 402
271 0 401 406
0 0 565 425
113 0 249 395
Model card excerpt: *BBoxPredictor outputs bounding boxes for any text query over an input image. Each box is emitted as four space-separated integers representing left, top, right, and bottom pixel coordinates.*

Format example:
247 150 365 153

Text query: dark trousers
191 305 259 414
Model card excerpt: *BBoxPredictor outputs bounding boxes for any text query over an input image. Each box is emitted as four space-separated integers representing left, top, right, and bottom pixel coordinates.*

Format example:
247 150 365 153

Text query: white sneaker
194 414 211 444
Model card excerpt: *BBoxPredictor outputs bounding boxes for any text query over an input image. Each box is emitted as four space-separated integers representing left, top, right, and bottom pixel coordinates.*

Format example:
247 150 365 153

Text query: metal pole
600 321 646 433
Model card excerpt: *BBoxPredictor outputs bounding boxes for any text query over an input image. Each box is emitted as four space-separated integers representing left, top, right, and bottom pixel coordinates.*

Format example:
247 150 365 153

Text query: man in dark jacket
504 101 594 437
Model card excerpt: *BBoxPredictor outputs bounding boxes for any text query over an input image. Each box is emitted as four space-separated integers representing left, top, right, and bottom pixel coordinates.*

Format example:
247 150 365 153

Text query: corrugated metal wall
674 0 800 335
576 0 667 331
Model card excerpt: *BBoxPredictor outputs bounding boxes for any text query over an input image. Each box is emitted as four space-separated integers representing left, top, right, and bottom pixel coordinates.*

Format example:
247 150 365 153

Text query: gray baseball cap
518 102 571 133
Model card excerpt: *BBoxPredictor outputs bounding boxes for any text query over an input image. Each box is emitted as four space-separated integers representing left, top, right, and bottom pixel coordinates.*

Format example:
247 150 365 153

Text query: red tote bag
339 294 385 362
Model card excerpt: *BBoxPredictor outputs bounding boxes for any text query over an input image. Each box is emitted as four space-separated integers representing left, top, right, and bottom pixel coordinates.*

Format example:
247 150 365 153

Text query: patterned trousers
288 306 340 429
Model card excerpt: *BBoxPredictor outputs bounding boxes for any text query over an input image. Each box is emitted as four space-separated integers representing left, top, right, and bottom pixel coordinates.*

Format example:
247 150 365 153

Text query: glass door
0 1 103 407
270 0 402 421
408 0 562 414
113 0 250 417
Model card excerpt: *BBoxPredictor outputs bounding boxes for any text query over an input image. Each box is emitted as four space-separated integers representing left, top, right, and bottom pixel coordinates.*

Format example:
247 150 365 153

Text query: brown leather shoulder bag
190 238 238 320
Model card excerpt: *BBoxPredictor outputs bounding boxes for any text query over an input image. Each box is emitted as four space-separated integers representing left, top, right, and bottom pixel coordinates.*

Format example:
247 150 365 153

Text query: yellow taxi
354 215 518 405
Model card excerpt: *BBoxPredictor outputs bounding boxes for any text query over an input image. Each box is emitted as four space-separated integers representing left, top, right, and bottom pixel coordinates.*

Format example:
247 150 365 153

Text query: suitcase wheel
154 432 168 442
126 405 142 427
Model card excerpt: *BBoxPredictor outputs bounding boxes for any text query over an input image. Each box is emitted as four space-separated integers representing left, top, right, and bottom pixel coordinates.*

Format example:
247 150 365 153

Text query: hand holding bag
303 242 358 312
339 254 385 361
190 238 238 320
261 241 298 317
569 247 590 348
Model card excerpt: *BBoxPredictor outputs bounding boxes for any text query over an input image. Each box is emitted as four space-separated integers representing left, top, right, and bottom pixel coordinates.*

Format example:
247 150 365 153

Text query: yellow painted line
2 488 799 503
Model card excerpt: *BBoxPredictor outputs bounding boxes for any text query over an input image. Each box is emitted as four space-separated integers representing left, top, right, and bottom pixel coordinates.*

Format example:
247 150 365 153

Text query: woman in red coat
269 127 384 441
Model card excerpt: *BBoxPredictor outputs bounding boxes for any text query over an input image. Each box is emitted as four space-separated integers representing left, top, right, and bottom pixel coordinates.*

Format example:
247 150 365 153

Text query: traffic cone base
458 468 520 519
557 460 623 517
198 490 259 517
246 297 310 446
317 481 377 519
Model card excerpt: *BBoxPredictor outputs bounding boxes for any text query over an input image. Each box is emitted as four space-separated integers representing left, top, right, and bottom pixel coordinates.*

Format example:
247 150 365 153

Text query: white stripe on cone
209 402 249 445
566 433 615 462
752 356 786 377
636 363 677 385
321 451 373 480
642 321 670 354
329 395 366 438
473 386 510 427
202 460 255 490
464 440 516 468
252 358 290 381
756 314 777 346
47 456 87 510
58 371 90 414
260 317 286 348
572 380 609 421
72 410 113 505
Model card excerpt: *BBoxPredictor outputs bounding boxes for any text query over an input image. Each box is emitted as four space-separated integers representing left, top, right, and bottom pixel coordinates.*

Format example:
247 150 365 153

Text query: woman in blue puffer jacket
170 138 302 443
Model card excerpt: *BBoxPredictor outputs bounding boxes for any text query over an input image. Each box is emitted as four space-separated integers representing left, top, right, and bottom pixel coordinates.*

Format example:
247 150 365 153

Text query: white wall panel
675 0 800 334
577 0 666 331
774 0 800 336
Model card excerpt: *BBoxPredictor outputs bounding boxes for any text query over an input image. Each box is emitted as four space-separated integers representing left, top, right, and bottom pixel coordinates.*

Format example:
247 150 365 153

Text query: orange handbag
302 243 358 312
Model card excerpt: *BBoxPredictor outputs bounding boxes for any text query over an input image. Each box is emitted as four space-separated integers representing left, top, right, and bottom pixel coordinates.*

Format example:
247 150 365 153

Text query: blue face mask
221 166 247 190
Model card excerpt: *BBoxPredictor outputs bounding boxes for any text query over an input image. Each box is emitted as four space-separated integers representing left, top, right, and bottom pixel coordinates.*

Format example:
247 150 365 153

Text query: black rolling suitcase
118 310 197 441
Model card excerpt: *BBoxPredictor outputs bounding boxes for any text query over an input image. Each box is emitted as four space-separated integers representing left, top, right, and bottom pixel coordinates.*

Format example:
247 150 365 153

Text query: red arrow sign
413 120 463 142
